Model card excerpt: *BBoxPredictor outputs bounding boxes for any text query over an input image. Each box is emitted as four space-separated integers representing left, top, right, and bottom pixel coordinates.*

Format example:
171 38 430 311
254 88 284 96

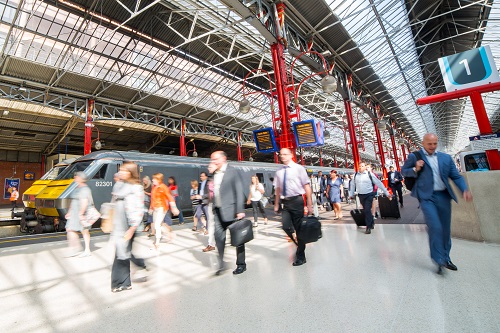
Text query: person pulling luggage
349 162 391 234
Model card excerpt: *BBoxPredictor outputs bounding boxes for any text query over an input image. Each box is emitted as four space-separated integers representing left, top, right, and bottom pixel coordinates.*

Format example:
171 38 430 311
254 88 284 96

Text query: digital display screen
253 128 278 153
293 120 323 147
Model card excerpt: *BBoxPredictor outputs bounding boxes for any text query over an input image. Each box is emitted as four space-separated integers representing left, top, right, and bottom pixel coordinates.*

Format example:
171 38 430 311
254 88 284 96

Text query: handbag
297 216 322 244
82 206 101 227
99 202 114 233
260 196 269 208
228 219 254 247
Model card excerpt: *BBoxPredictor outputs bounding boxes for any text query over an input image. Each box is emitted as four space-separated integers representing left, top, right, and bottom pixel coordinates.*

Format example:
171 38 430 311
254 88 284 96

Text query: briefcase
297 216 322 244
228 219 254 247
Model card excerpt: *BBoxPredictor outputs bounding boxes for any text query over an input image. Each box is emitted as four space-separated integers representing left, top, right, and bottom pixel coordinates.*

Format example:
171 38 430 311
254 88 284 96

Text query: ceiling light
118 128 124 132
2 110 9 116
321 75 337 93
192 151 198 157
377 119 387 131
239 99 251 113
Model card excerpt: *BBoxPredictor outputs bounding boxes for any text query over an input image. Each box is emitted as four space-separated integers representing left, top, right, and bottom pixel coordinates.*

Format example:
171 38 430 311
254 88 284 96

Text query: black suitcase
297 216 322 244
228 219 254 247
350 209 366 226
378 195 400 219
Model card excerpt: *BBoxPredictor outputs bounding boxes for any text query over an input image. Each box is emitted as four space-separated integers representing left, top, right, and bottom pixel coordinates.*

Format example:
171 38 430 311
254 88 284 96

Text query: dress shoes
215 267 225 276
232 266 246 275
436 265 445 275
202 245 215 252
444 260 457 271
365 227 371 234
292 259 307 266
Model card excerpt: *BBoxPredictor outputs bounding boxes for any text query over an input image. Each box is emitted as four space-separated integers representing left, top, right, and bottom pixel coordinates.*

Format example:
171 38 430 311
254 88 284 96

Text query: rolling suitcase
350 195 366 226
378 195 400 219
297 216 322 244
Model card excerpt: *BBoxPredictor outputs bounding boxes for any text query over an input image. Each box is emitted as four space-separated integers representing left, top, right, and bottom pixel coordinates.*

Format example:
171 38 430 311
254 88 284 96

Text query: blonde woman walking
246 175 268 227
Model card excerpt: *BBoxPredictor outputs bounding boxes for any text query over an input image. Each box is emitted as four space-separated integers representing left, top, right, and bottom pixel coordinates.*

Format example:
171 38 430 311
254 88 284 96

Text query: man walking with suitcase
349 162 391 234
273 148 313 266
388 166 404 208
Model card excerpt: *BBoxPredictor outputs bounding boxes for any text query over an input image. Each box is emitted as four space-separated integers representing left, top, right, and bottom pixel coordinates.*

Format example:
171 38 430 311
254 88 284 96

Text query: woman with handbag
246 175 268 227
64 171 93 258
111 162 146 292
326 170 344 220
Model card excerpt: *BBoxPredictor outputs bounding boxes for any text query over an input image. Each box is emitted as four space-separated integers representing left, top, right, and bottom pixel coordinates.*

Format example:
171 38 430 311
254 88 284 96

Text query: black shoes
437 265 445 275
365 227 371 234
232 266 246 275
444 261 457 271
292 259 307 266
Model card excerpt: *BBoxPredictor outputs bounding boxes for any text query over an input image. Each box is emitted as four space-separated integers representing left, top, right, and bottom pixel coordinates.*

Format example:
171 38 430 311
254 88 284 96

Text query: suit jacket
401 149 467 203
388 170 403 187
199 179 210 205
214 164 245 222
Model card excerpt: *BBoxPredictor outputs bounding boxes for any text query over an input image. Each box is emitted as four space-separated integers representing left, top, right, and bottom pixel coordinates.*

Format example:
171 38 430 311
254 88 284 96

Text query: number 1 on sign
459 59 471 75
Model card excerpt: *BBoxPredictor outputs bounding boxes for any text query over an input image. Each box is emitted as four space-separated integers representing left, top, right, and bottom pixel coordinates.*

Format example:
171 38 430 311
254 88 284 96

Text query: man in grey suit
211 151 247 275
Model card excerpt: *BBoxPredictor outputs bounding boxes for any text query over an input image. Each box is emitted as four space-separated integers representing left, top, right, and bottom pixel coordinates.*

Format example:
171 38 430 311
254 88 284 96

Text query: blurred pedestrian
168 176 185 225
273 148 313 267
202 162 216 252
388 166 404 208
326 170 343 219
246 175 268 227
64 172 93 257
142 176 152 232
211 151 246 275
110 162 146 292
190 180 206 233
150 173 179 249
9 187 19 211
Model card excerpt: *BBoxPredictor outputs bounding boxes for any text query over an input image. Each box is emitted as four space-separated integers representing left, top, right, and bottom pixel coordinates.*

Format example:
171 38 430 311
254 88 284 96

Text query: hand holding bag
260 196 269 208
99 202 114 233
228 219 254 247
82 205 101 227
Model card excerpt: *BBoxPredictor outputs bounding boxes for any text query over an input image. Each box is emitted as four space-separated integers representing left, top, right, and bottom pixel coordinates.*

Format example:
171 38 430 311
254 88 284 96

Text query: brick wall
1 161 42 206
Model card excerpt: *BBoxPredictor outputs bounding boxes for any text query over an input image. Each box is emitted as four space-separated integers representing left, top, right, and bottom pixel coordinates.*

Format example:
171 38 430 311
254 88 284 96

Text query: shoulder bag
82 188 101 227
228 219 254 247
404 151 422 191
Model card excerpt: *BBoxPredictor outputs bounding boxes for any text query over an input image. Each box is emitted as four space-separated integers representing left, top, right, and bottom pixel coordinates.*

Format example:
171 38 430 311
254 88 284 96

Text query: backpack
404 151 422 191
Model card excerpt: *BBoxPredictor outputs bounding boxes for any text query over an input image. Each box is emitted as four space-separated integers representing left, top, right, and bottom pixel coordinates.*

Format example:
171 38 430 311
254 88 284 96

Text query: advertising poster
4 178 20 200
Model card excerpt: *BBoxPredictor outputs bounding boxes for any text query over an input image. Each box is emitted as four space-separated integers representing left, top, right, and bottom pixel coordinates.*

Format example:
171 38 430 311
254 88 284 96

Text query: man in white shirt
273 148 313 266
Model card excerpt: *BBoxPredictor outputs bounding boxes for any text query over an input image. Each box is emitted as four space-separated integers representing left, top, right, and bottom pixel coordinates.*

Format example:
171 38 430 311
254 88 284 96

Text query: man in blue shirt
402 133 473 274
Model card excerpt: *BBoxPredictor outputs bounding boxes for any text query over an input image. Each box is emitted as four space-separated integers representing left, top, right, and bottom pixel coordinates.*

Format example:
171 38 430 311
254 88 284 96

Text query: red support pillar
344 99 360 171
84 99 94 155
374 120 388 188
334 154 338 168
390 133 400 171
319 148 323 167
470 92 493 134
401 144 407 162
180 119 186 156
41 154 45 176
237 131 243 161
271 42 296 159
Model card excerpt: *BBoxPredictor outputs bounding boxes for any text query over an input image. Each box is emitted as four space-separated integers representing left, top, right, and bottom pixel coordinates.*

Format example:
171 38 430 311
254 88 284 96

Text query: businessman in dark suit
402 133 472 274
211 151 246 275
388 166 404 207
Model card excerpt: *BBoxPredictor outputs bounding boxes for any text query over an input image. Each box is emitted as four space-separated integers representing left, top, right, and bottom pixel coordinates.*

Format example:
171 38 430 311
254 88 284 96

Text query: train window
91 164 108 180
57 161 92 180
464 153 490 171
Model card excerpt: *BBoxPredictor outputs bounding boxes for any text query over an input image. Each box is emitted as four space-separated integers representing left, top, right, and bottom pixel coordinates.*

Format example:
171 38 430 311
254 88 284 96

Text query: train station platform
0 195 499 332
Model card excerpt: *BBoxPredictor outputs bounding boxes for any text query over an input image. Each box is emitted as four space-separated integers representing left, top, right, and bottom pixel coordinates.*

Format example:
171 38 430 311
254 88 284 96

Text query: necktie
283 167 288 197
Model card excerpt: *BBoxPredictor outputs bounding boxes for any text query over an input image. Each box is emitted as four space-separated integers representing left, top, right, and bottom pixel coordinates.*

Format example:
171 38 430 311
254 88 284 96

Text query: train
23 150 355 233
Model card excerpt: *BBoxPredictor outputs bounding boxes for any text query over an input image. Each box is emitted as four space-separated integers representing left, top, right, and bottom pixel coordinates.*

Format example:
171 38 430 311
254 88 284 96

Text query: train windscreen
463 152 490 171
56 161 93 180
41 165 68 180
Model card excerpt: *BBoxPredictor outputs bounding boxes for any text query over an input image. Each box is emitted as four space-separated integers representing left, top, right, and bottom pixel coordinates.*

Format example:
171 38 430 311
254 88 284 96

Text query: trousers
358 193 375 228
281 196 306 260
214 207 245 269
419 190 452 265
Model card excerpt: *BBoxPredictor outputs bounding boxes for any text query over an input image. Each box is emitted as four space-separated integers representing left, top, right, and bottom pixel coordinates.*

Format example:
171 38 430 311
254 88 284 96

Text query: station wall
0 161 40 207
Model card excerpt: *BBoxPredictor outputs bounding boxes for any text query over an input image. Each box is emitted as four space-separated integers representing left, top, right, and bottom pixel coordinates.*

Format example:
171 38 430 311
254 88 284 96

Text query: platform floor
0 196 499 333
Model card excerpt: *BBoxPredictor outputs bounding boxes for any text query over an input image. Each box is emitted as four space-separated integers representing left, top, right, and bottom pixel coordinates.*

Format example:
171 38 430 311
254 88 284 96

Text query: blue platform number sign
292 119 325 148
438 46 500 92
253 128 278 153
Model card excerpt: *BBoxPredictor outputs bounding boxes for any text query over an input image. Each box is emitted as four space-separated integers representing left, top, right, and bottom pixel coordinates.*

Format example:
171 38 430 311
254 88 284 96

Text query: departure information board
253 128 278 153
292 119 324 148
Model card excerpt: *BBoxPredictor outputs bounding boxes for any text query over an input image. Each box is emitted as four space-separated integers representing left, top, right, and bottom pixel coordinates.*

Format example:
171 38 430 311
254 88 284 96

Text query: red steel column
271 42 295 157
470 92 493 135
374 120 388 188
344 99 360 171
319 148 323 167
180 119 186 156
390 133 400 171
401 144 407 161
41 155 45 176
237 131 243 161
84 99 94 155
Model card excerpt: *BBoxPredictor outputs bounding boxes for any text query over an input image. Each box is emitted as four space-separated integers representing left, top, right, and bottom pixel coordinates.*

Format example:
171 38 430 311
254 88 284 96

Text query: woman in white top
246 175 268 227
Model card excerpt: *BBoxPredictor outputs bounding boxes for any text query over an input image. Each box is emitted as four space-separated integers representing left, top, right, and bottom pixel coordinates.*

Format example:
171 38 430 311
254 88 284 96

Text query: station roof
0 0 497 165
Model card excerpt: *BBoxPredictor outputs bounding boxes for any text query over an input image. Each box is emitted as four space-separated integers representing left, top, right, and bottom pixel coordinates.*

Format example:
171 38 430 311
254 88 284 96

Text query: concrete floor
0 196 499 333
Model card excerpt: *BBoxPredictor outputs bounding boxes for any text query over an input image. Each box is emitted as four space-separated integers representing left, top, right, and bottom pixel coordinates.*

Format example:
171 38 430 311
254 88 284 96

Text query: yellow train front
19 160 74 233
